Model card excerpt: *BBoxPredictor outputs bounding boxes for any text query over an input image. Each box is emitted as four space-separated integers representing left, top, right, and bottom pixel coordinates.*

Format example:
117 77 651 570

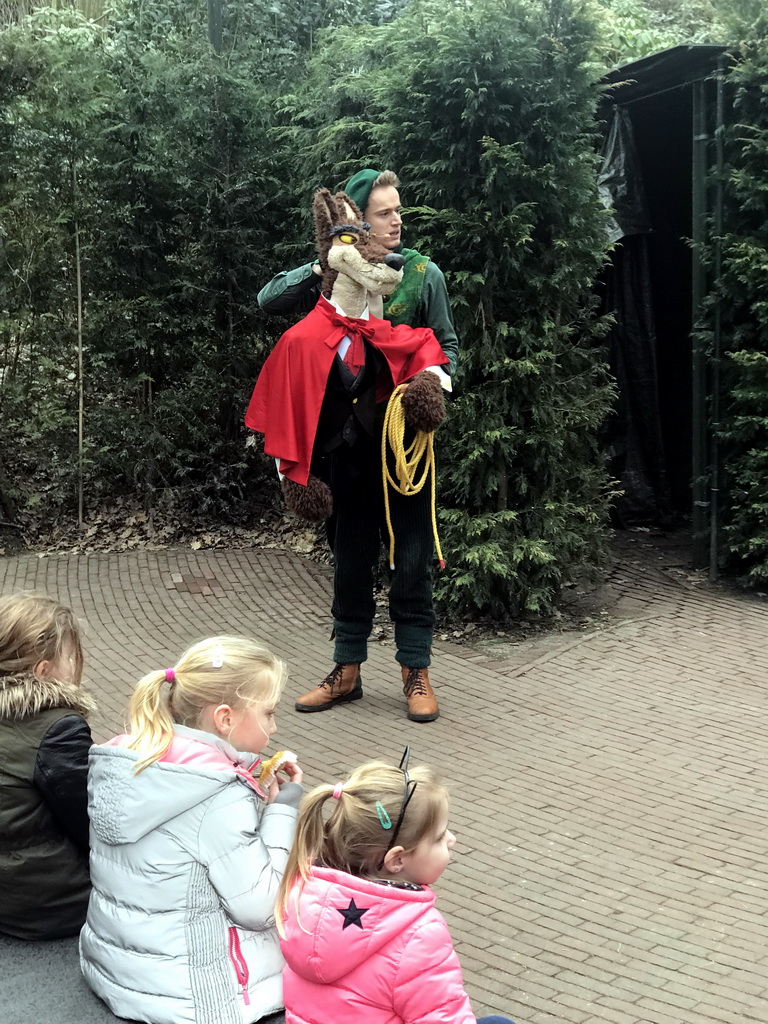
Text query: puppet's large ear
313 188 335 237
313 188 337 270
337 191 363 224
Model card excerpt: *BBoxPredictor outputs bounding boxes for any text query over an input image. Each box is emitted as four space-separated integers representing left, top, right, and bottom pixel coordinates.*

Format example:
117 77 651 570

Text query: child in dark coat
0 592 94 939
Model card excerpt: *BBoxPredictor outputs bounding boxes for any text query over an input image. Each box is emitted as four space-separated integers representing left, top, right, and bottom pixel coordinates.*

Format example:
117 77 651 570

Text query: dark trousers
318 433 435 668
477 1017 516 1023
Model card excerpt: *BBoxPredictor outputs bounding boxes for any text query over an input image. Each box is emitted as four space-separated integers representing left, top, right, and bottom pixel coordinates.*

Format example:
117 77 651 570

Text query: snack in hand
258 750 298 789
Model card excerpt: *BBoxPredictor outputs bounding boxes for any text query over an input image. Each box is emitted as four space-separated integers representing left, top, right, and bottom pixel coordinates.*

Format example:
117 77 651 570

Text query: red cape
245 296 448 485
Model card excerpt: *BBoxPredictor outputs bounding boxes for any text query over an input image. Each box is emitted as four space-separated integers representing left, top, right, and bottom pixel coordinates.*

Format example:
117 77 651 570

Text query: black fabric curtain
599 106 671 524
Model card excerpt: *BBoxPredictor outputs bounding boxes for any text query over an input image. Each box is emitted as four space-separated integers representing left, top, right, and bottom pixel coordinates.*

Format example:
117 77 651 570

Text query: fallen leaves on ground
11 498 330 564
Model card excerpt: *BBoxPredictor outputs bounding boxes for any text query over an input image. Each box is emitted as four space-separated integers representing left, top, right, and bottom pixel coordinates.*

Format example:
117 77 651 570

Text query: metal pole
691 78 709 568
73 161 85 532
709 58 726 581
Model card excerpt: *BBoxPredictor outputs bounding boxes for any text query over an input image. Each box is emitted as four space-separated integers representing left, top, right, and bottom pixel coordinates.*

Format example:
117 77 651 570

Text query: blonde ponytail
126 635 286 775
126 669 176 774
275 785 337 935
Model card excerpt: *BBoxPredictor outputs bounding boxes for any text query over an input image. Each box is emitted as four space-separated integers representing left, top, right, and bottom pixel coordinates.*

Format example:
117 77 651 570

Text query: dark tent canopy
598 44 730 565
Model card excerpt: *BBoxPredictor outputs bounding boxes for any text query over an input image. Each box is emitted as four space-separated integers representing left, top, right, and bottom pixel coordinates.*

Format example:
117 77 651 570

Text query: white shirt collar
330 296 370 320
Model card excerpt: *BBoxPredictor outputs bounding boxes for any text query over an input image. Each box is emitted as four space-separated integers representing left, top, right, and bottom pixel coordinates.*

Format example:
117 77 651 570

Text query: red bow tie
330 314 376 376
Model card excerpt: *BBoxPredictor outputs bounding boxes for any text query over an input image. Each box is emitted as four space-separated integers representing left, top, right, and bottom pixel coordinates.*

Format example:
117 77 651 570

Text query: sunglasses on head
379 746 418 866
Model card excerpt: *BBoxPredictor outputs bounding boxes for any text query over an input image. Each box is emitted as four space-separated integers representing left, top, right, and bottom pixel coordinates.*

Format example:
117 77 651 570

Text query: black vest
316 341 384 452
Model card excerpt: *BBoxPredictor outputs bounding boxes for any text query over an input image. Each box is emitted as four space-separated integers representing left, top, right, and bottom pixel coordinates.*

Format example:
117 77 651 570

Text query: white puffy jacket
80 725 300 1024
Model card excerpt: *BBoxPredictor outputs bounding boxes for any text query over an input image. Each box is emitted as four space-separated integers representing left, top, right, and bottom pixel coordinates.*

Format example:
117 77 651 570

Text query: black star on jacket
337 897 369 930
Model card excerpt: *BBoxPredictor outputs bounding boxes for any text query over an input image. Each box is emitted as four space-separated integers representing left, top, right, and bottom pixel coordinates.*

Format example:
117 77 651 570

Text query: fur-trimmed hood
0 671 96 721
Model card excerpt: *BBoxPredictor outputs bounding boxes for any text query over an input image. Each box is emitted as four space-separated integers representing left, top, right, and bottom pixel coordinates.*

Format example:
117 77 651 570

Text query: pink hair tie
332 782 345 799
165 668 176 684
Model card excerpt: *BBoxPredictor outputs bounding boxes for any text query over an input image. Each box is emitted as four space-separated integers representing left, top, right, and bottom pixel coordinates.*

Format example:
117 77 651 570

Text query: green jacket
0 673 94 939
257 246 459 378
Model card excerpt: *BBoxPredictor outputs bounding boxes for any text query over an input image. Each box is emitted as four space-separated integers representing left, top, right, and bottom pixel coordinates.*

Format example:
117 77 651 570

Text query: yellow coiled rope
381 383 445 571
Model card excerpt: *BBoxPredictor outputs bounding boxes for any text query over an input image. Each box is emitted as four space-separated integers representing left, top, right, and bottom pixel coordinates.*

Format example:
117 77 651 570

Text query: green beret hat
343 169 382 216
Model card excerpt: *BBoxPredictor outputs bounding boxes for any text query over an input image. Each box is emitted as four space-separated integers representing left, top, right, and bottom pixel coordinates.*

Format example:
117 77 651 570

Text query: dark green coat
0 673 94 939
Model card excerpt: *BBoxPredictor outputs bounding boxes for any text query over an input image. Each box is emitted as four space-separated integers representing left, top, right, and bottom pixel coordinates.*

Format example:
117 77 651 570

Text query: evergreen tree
713 10 768 585
288 0 615 618
82 1 290 514
0 2 293 520
0 9 109 519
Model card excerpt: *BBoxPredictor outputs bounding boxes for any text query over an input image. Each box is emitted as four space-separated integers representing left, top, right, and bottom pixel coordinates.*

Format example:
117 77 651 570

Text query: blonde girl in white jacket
80 635 303 1024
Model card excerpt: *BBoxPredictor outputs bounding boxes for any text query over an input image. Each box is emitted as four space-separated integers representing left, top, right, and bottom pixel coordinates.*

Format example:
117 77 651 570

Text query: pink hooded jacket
280 865 477 1024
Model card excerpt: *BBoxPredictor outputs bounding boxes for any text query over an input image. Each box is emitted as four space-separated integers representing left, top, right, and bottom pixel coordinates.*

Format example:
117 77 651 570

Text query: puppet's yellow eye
338 233 357 245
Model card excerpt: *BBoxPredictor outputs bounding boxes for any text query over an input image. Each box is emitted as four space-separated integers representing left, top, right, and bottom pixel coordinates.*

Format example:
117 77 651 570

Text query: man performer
257 169 458 723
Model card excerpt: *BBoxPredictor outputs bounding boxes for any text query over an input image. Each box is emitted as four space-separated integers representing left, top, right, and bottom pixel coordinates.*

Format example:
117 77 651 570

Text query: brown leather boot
401 666 439 723
295 663 363 713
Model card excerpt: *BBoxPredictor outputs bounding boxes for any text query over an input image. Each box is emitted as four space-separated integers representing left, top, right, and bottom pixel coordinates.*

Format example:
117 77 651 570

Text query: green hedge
1 0 616 620
715 15 768 585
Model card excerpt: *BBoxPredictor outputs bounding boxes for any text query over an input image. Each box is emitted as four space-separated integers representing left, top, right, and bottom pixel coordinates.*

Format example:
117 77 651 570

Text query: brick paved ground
2 540 767 1024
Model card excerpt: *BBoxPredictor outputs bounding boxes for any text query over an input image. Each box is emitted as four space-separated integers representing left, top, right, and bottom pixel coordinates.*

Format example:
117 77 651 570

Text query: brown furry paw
400 370 446 433
281 475 333 521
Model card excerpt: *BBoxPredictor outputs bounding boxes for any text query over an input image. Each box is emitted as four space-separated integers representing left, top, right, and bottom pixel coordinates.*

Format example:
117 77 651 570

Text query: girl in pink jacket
276 748 517 1024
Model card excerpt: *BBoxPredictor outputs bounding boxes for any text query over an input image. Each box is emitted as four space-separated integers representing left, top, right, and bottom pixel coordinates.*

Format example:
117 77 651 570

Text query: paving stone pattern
2 546 767 1024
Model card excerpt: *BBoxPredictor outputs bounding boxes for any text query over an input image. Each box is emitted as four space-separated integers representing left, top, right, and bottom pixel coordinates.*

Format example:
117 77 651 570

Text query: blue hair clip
375 801 392 829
